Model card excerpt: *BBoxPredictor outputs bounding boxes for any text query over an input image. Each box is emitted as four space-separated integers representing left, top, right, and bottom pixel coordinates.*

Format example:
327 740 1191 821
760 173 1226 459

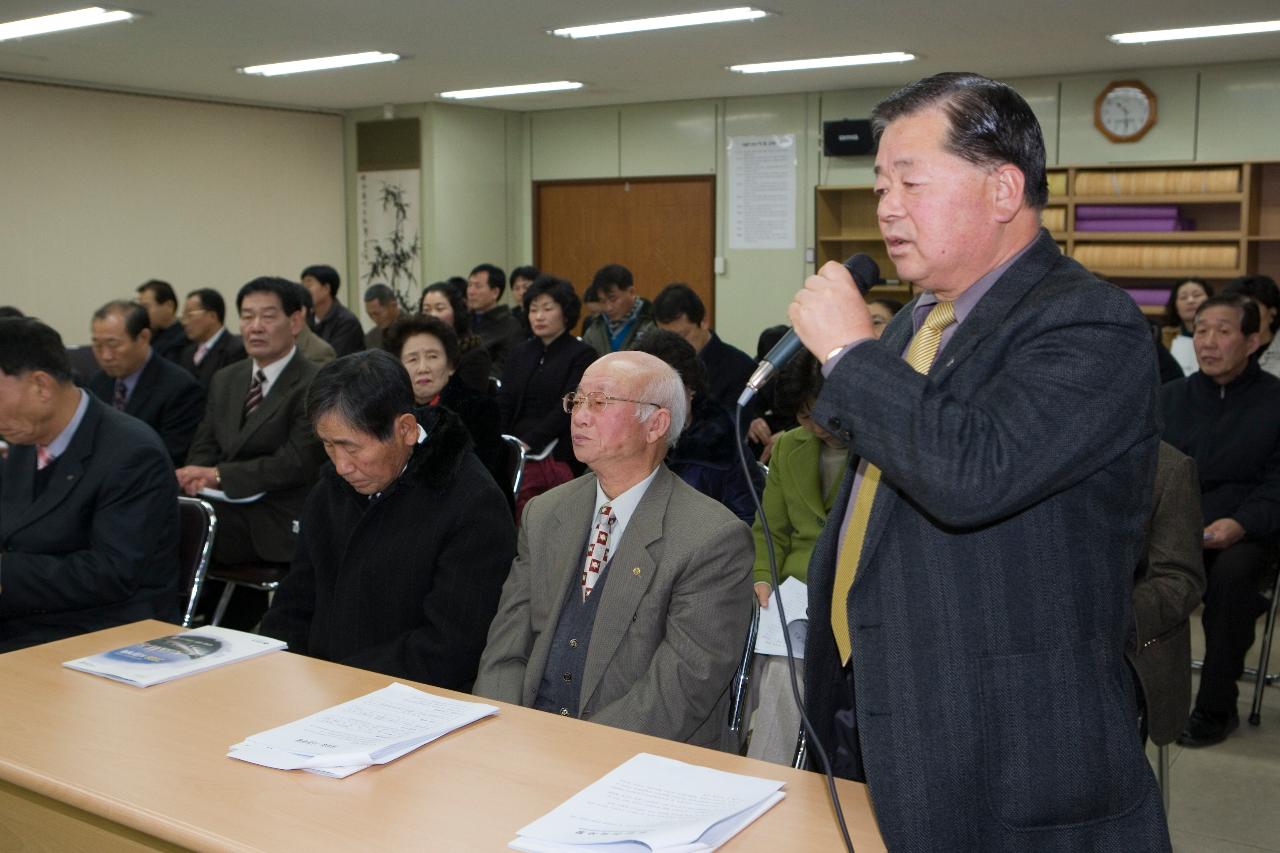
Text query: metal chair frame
176 497 217 629
501 434 528 504
728 598 761 741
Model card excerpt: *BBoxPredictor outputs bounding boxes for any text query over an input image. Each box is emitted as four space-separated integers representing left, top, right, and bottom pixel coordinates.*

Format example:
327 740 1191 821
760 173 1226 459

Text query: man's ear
395 412 419 447
645 407 672 445
990 163 1026 223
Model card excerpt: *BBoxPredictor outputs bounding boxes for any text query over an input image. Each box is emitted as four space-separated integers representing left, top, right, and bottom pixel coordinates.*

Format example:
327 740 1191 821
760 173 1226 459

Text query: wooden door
535 178 715 331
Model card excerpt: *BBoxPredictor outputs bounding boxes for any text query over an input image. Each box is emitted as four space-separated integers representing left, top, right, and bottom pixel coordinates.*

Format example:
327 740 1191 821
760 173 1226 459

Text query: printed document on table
64 626 285 687
754 576 809 658
228 682 497 777
510 753 785 852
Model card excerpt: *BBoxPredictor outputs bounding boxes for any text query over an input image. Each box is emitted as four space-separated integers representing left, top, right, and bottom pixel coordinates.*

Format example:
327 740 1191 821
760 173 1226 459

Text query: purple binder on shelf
1075 205 1180 220
1124 288 1170 307
1075 218 1193 232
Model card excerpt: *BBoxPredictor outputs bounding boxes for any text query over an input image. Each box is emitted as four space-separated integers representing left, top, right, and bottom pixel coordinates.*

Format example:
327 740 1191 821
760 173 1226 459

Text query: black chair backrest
176 497 217 628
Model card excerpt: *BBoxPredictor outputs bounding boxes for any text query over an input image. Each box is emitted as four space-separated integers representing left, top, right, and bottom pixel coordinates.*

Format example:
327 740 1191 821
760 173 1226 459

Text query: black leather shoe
1177 709 1239 748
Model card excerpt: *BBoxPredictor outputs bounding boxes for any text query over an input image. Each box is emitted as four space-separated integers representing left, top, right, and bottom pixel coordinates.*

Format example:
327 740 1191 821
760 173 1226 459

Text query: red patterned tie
112 379 127 411
243 369 266 420
581 505 616 601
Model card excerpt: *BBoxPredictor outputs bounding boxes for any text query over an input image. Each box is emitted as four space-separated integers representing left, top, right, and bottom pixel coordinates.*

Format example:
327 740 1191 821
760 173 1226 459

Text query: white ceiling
1 1 1278 112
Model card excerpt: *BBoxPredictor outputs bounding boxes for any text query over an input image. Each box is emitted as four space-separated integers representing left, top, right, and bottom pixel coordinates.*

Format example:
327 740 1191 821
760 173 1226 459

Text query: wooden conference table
0 621 885 852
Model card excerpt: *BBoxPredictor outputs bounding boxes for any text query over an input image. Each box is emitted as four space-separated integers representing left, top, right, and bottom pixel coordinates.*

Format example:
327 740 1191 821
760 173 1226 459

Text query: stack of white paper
754 576 809 658
229 682 498 778
511 753 786 853
63 626 286 687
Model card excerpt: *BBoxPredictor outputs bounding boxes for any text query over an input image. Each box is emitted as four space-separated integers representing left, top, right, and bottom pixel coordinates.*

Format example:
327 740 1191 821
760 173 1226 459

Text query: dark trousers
1196 541 1271 715
831 663 867 781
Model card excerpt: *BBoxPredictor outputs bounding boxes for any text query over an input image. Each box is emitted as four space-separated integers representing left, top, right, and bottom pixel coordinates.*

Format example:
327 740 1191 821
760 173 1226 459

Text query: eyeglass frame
561 391 662 414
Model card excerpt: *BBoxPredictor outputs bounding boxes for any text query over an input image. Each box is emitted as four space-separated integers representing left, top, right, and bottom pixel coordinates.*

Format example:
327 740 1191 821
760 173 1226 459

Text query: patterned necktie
113 379 127 411
831 299 957 664
581 505 616 602
36 446 54 471
243 369 267 420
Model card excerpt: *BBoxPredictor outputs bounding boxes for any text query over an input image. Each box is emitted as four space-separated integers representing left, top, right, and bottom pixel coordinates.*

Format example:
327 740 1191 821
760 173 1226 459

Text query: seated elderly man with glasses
474 351 754 750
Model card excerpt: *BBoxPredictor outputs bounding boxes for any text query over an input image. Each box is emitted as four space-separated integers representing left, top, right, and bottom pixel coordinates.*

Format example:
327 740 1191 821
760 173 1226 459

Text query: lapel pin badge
632 567 641 577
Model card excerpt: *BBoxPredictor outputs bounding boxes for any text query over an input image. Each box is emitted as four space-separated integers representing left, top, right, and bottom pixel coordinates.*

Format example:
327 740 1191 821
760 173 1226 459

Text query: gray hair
633 360 687 447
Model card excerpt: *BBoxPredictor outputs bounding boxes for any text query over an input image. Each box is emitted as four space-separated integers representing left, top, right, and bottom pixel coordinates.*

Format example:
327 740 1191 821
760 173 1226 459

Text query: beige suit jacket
474 465 754 750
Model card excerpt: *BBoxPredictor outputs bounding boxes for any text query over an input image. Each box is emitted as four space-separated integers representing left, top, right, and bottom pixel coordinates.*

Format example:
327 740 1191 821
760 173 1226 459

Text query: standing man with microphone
789 72 1169 851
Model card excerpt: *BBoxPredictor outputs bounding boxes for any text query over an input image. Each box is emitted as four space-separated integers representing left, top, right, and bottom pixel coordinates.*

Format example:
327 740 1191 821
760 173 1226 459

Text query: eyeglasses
562 392 660 414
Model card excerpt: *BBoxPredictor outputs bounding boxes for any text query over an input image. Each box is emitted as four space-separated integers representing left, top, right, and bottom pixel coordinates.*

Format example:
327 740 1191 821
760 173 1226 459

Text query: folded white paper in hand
754 576 808 658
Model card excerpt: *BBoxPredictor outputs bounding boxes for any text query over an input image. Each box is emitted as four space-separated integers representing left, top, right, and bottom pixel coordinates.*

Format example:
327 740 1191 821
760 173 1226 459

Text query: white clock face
1100 87 1152 137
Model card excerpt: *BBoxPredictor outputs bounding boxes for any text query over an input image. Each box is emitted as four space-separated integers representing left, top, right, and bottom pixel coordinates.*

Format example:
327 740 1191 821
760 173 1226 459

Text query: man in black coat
136 279 190 363
653 283 757 417
1160 292 1280 747
302 264 364 357
0 318 179 652
468 263 525 378
86 300 205 466
178 288 246 390
261 351 515 689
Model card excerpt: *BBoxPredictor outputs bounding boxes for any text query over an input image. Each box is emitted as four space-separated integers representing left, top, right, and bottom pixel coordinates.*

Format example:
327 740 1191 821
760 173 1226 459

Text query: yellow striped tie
831 299 957 664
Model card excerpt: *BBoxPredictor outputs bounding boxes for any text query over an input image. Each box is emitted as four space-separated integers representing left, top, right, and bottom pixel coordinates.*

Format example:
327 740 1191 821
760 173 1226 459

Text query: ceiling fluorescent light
0 7 133 42
240 52 400 77
552 7 767 39
1109 20 1280 44
439 81 584 100
730 52 915 74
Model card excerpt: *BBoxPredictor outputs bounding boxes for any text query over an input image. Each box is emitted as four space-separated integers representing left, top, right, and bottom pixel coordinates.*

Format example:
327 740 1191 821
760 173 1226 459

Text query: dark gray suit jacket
1128 442 1205 746
185 352 325 563
474 466 754 750
87 353 205 466
0 395 179 651
805 230 1169 851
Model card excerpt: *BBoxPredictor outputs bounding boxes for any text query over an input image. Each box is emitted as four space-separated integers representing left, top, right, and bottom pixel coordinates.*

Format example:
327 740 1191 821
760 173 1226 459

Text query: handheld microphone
738 253 881 407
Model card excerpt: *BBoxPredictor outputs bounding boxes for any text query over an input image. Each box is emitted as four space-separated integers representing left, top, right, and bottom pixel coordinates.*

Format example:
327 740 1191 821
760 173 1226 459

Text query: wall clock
1095 80 1157 143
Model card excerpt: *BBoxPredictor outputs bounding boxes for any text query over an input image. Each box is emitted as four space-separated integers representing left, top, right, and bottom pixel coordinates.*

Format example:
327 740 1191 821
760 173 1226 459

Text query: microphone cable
735 404 855 853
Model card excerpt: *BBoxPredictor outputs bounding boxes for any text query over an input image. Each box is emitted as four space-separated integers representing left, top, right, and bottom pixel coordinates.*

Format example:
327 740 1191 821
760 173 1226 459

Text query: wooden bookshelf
816 160 1280 317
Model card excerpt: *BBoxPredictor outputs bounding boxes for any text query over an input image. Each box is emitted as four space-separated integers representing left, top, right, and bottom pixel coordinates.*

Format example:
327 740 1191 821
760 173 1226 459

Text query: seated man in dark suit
87 300 205 467
0 318 179 652
179 288 246 390
653 282 757 416
301 264 364 357
136 279 190 363
176 277 326 626
1161 293 1280 746
261 351 515 688
475 352 754 749
362 283 402 350
1127 441 1206 747
467 262 525 379
292 281 337 365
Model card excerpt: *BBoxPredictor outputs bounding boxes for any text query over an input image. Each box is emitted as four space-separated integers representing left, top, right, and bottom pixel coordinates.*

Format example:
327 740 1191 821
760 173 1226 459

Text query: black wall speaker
823 119 876 157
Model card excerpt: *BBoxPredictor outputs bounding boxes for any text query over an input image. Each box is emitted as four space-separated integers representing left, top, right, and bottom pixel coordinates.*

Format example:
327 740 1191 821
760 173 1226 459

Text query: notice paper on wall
727 134 797 251
511 753 785 852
